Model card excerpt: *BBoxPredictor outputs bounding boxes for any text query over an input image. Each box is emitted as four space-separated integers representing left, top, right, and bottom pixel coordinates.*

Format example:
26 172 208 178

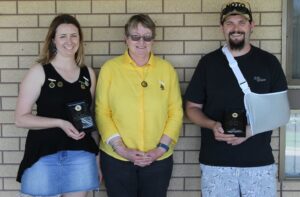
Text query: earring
49 41 57 54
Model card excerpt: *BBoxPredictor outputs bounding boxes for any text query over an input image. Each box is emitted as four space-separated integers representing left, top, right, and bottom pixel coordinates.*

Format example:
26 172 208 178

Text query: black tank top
17 63 99 182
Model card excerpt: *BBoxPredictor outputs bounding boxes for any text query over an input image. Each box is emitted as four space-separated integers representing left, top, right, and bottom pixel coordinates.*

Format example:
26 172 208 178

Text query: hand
95 154 103 184
116 147 147 166
140 147 165 166
211 121 236 142
227 125 253 146
59 120 85 140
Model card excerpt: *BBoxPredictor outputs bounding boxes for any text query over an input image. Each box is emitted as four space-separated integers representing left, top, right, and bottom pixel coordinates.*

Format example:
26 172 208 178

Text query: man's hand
211 121 236 142
226 125 253 146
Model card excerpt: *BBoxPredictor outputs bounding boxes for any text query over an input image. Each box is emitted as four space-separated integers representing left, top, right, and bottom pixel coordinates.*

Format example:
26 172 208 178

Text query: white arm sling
222 45 290 135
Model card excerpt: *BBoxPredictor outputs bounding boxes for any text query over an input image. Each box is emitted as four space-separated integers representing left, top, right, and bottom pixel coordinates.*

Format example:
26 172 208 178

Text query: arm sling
222 45 290 135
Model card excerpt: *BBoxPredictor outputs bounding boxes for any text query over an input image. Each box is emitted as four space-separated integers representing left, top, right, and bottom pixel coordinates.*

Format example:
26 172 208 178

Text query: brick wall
0 0 298 197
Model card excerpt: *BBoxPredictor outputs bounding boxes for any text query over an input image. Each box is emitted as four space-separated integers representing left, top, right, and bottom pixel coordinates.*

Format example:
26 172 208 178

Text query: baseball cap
220 0 252 24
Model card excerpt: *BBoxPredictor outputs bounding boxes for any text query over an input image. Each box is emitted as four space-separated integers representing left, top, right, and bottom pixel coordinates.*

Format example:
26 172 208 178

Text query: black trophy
223 109 246 137
66 100 95 133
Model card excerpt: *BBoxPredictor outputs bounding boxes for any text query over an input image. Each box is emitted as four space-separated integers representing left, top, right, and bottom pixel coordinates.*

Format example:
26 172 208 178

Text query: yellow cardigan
95 51 183 161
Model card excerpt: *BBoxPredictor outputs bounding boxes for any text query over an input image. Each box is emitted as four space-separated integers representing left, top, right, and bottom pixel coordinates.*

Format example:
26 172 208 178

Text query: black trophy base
224 128 246 137
223 109 246 137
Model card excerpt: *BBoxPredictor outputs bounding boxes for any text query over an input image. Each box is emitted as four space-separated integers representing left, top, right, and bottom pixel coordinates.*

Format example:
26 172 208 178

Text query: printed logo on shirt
253 76 267 83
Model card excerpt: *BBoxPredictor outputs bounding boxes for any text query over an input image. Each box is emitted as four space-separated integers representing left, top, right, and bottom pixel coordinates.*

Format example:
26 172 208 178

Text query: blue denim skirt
21 150 99 196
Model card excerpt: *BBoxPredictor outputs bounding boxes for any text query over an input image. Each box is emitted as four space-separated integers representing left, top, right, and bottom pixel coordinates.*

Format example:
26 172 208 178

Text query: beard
228 31 245 50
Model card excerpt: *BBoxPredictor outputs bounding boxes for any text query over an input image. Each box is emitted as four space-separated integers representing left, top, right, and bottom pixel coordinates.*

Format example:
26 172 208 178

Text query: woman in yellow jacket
95 14 183 197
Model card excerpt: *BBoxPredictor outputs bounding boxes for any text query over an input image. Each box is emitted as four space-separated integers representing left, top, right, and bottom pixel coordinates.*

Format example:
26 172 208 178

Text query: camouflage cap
220 0 252 24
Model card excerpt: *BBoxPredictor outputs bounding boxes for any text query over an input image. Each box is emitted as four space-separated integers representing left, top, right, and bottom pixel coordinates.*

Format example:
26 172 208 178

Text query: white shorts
200 164 277 197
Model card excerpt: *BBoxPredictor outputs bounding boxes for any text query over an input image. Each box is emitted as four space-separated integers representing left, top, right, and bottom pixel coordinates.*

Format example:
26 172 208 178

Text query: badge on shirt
48 78 64 88
159 80 165 90
79 76 90 90
48 78 56 88
57 81 63 88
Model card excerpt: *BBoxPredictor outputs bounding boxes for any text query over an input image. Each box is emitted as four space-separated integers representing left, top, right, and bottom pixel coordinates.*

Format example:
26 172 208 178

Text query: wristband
157 143 169 152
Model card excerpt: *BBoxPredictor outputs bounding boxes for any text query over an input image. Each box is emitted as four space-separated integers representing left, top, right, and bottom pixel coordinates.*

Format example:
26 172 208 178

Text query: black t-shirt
184 45 287 167
17 64 99 182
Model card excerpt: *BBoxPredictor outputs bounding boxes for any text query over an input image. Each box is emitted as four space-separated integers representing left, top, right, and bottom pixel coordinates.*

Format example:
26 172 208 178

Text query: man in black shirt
185 1 287 196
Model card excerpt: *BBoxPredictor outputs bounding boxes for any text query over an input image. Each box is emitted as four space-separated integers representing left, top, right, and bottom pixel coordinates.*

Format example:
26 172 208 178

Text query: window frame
279 110 300 180
285 0 300 86
279 0 300 180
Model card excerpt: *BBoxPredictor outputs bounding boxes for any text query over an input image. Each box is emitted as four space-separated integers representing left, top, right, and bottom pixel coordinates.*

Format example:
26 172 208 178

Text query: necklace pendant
141 81 148 87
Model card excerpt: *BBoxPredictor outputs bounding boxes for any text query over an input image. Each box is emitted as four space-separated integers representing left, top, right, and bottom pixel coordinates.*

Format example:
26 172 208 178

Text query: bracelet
157 143 169 152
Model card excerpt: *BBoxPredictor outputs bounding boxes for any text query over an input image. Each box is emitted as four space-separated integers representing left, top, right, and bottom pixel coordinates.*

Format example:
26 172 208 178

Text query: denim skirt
21 150 99 196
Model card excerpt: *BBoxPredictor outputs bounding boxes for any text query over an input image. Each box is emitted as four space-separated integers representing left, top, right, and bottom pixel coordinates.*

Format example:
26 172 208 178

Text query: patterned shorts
200 164 277 197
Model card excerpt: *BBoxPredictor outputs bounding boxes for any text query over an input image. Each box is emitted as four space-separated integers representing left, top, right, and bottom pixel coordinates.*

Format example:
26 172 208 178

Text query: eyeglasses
128 34 153 42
